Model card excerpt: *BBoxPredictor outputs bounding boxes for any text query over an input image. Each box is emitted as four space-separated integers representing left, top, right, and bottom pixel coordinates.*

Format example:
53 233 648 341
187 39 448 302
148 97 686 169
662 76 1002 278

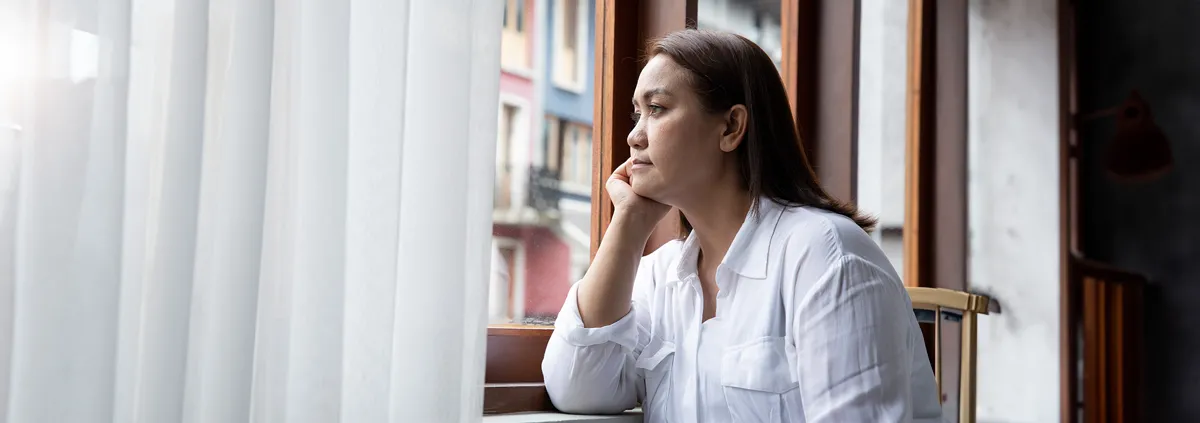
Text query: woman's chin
631 183 669 205
629 182 656 199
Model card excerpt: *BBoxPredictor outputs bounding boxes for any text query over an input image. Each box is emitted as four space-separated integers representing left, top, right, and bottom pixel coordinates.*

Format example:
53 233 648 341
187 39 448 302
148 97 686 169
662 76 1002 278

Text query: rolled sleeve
542 282 644 414
542 245 669 415
553 283 640 352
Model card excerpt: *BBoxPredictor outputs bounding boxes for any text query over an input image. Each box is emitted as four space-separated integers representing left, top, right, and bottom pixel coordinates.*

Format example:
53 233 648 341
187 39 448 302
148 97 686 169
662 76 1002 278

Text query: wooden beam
904 0 936 289
1059 0 1081 420
781 0 813 135
484 326 553 384
640 0 698 41
483 384 554 415
903 0 967 292
591 0 640 258
928 0 970 413
781 0 860 204
934 0 967 294
591 0 696 258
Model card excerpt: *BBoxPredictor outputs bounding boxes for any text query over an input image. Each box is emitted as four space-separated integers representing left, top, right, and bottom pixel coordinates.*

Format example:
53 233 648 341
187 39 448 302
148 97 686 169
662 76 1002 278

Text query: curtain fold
0 0 502 421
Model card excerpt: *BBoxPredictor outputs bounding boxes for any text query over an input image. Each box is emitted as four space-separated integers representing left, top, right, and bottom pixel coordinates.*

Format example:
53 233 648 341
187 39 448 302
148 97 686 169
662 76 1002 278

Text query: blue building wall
542 0 595 125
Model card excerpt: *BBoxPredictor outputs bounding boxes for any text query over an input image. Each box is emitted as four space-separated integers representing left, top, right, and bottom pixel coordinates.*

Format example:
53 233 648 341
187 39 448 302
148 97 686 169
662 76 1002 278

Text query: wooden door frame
1059 0 1079 420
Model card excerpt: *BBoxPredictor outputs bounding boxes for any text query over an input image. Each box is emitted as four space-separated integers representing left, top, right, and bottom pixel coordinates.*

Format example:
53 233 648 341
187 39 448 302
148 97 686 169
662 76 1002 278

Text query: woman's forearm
576 210 658 328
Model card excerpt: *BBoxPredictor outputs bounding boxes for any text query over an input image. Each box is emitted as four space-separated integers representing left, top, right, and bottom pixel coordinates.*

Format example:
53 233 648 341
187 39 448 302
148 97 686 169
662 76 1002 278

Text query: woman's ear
719 105 748 152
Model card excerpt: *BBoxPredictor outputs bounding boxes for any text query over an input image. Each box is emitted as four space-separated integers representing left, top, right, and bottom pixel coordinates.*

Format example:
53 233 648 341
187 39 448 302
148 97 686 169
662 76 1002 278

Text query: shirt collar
671 197 786 282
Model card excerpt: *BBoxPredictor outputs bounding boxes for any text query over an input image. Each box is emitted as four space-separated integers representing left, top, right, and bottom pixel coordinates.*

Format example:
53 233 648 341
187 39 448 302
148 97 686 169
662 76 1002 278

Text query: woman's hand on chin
607 158 671 233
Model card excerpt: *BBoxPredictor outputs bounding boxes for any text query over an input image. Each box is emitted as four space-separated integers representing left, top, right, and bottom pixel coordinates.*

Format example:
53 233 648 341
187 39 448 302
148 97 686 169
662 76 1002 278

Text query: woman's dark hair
649 29 877 236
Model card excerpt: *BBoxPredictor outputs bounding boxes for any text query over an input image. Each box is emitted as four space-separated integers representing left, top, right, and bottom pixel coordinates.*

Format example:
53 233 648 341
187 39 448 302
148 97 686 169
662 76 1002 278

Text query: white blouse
542 199 943 422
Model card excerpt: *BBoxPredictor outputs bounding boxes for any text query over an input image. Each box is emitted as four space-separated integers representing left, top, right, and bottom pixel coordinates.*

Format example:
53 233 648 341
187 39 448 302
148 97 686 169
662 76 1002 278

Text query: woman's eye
631 105 664 123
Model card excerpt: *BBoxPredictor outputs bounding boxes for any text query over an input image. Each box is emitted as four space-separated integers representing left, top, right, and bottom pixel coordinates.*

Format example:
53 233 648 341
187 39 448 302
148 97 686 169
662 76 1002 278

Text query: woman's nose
627 123 647 149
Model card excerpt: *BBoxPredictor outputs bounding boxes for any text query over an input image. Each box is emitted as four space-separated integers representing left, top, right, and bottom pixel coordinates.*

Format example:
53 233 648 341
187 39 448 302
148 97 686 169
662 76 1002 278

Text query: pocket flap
635 338 675 371
721 337 798 393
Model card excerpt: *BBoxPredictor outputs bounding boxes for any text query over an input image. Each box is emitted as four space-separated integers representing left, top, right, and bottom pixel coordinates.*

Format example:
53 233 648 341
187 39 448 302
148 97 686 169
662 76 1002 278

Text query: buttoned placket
679 273 702 423
678 264 737 423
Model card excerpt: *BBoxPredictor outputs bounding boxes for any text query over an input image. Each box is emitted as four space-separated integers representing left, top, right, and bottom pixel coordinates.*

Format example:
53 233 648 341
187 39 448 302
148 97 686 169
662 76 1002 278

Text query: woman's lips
631 158 653 171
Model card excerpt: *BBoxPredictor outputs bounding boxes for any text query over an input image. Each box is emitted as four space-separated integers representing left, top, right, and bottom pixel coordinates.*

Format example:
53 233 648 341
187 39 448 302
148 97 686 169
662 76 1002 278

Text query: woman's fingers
610 158 631 184
606 159 634 204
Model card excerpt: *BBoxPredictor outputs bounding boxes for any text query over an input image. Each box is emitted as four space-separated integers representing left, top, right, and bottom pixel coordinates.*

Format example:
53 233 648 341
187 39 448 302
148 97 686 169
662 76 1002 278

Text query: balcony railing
526 165 561 213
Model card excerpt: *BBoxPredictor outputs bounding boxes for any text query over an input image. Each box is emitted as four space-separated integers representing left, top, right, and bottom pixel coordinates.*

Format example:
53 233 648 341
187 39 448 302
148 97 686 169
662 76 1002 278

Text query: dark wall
1077 0 1200 420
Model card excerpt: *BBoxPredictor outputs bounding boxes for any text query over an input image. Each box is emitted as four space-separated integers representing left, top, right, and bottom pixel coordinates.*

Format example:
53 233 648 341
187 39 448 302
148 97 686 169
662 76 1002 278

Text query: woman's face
628 55 737 206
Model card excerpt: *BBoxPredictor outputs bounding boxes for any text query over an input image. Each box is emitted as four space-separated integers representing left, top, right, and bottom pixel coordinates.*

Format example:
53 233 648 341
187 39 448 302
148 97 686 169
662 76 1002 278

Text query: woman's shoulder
772 205 898 280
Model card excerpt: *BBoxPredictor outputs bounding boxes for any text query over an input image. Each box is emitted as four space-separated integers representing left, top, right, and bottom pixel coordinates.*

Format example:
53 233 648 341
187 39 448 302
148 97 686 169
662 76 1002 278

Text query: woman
542 30 942 422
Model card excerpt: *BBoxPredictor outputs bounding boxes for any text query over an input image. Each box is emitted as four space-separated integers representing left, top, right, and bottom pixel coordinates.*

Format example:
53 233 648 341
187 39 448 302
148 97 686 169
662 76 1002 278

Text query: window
552 0 587 90
495 103 519 210
489 237 526 324
698 0 784 71
501 0 531 72
490 1 594 329
562 121 592 188
545 115 592 190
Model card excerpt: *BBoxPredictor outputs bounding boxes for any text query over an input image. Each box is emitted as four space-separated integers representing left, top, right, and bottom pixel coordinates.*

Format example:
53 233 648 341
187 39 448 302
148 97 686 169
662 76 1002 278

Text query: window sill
502 66 536 80
551 80 587 95
483 411 643 423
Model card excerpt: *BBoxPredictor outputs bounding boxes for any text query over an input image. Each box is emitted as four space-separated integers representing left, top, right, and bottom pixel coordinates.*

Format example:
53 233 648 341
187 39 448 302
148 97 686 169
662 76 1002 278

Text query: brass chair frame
907 287 991 423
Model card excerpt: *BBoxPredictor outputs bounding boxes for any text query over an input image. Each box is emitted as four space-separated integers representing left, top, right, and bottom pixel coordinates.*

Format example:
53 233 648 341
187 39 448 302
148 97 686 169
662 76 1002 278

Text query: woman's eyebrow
632 88 672 105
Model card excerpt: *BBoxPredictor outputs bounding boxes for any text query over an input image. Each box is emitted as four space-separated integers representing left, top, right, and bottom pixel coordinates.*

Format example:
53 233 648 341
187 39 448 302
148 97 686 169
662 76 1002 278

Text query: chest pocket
721 336 801 423
635 338 675 422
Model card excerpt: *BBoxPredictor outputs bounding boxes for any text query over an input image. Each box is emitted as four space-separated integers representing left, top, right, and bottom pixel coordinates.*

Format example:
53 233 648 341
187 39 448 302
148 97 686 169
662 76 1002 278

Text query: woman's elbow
543 357 635 414
545 376 634 415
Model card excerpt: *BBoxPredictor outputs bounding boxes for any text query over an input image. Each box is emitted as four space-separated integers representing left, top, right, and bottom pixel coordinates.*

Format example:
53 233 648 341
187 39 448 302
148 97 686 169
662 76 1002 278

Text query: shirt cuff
553 283 639 352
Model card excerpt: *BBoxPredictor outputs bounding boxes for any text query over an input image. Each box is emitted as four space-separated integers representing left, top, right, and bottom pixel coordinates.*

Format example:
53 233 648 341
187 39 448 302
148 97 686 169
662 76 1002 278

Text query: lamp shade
1105 91 1173 181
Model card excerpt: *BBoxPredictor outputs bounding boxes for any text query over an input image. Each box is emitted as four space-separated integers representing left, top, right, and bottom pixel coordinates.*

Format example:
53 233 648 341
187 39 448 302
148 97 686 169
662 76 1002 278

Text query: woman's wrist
610 207 661 241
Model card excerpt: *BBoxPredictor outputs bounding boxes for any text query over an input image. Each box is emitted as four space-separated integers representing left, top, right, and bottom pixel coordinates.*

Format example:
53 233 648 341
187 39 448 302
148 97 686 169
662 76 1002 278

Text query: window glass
697 0 783 71
552 0 586 90
491 0 595 326
856 0 909 274
501 0 532 71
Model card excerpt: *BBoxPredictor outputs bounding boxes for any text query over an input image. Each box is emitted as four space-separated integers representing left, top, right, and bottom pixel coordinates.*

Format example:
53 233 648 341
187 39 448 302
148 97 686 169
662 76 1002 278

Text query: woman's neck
678 182 753 273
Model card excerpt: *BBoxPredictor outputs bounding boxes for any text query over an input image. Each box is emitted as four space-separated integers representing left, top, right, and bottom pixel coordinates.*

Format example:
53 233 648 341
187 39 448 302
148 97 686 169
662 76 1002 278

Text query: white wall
857 0 909 232
968 0 1061 421
857 0 909 275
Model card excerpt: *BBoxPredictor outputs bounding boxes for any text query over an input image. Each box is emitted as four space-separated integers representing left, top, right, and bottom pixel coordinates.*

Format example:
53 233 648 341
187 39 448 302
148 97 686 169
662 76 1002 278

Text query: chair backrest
906 287 991 423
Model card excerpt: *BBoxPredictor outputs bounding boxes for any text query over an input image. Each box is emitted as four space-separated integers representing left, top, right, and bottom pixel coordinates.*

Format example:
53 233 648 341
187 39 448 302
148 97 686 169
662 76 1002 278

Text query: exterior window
493 1 594 326
501 0 531 71
552 0 587 90
495 103 519 210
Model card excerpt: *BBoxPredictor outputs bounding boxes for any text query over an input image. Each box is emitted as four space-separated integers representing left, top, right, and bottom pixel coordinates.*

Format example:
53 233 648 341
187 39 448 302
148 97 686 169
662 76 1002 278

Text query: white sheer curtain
0 0 501 421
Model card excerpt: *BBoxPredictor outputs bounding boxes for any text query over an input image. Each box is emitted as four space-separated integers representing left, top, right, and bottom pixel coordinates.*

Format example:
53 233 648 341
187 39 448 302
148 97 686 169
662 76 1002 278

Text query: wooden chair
907 287 991 423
